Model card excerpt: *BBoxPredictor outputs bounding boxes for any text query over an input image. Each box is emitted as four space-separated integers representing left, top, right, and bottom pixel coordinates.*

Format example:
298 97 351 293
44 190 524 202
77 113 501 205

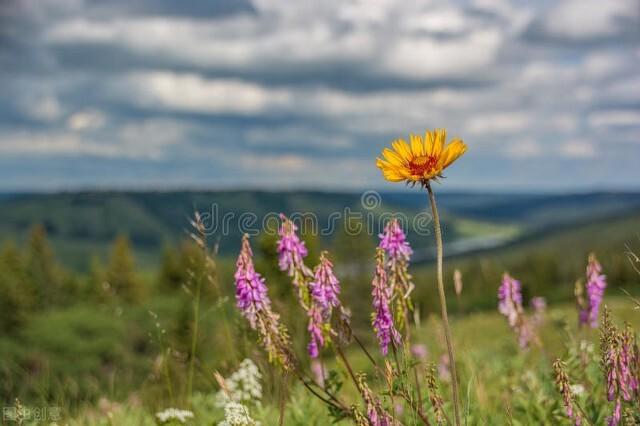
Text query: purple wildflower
306 252 341 357
607 398 621 426
606 324 639 403
498 273 534 349
309 252 341 313
234 235 294 370
310 360 325 387
367 402 379 426
602 311 639 423
277 214 311 279
518 322 535 349
307 305 324 358
366 404 391 426
531 296 546 313
580 253 607 328
371 248 400 355
554 359 582 426
531 296 547 327
620 325 639 398
358 373 393 426
411 343 429 361
498 273 523 328
378 218 415 334
606 343 618 401
394 403 404 417
235 235 271 328
379 218 412 262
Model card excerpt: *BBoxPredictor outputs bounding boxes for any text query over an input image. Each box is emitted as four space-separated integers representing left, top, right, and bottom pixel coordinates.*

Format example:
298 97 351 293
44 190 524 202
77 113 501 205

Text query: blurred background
0 0 639 419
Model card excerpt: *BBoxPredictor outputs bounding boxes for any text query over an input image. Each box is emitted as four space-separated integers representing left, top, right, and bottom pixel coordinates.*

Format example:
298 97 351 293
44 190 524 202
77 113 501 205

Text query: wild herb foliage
1 216 639 424
227 214 640 425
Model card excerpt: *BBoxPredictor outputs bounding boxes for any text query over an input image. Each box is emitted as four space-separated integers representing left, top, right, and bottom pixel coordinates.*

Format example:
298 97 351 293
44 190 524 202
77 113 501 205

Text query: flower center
408 154 438 177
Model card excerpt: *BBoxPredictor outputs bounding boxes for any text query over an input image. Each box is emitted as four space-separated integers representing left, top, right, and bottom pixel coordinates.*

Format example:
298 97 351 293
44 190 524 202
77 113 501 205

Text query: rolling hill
0 190 639 270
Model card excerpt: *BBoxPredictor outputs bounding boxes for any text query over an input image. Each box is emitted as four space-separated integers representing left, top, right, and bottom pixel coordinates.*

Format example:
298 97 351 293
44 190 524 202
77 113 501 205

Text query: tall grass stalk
426 181 462 426
187 264 203 404
163 348 174 405
186 212 208 404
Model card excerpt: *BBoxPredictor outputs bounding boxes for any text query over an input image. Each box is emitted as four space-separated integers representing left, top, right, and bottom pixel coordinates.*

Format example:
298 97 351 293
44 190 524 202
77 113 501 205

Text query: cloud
67 109 106 131
588 111 640 129
0 130 114 156
560 140 596 159
525 0 640 44
119 71 292 115
43 1 513 84
21 95 62 122
505 139 542 159
0 118 190 160
466 112 530 136
244 126 353 150
1 0 639 190
381 29 503 80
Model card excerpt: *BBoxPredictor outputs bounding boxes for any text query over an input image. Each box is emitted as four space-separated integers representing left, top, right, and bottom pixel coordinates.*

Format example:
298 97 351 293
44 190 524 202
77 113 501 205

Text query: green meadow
0 191 639 424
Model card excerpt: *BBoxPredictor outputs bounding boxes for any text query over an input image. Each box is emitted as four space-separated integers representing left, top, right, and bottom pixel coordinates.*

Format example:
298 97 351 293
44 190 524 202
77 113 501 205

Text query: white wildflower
155 408 194 424
579 340 594 354
215 359 262 407
218 402 258 426
570 384 585 396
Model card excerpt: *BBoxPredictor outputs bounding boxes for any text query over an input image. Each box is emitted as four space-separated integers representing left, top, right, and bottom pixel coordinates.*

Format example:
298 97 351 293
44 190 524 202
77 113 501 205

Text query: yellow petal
410 134 424 156
433 129 445 157
439 139 467 169
382 148 404 166
382 170 405 182
391 139 411 159
377 158 406 176
378 161 406 180
376 158 392 170
424 130 435 155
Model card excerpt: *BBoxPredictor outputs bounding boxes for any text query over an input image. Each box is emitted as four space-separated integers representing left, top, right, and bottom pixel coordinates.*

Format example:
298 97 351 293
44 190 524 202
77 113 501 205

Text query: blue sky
0 0 638 192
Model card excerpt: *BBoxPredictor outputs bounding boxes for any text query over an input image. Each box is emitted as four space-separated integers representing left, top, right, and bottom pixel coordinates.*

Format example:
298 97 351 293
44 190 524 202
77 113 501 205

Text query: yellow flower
376 129 467 186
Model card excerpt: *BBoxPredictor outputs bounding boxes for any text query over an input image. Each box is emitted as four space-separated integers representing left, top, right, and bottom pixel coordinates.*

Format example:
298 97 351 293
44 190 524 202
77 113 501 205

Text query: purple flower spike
498 273 535 349
371 248 401 355
305 252 341 357
307 306 324 358
603 321 638 420
234 235 294 370
277 214 310 278
235 235 271 328
619 325 639 401
531 296 546 327
498 273 523 328
309 252 341 313
530 297 546 312
607 398 621 426
580 253 607 328
379 218 412 262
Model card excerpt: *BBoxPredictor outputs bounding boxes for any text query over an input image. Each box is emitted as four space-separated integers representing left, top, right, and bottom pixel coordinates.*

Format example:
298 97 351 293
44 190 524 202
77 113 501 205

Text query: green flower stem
426 181 461 426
